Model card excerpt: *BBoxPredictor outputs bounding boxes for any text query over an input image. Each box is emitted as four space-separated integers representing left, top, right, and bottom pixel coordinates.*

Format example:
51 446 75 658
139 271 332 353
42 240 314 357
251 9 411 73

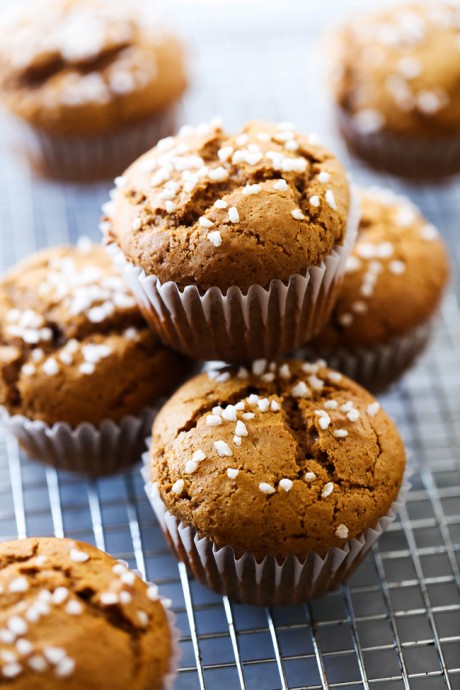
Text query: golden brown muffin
331 2 460 176
310 187 450 350
0 239 188 426
0 0 186 137
149 359 406 560
0 538 173 689
104 119 351 292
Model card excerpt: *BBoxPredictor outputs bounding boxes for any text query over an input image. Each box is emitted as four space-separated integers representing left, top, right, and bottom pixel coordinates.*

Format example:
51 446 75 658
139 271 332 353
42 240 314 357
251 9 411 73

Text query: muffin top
0 537 172 689
149 359 405 559
0 239 187 426
103 118 351 292
332 2 460 137
309 187 450 351
0 0 187 135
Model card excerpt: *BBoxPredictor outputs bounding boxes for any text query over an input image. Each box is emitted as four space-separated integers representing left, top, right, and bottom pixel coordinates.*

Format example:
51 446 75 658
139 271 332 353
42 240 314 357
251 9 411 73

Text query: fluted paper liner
13 107 177 181
298 318 434 394
161 607 181 690
142 461 411 606
0 405 156 476
109 189 360 361
338 108 460 178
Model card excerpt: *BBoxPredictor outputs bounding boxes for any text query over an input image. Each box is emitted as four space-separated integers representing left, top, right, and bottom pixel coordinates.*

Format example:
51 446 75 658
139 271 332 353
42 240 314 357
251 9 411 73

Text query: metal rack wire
0 1 459 688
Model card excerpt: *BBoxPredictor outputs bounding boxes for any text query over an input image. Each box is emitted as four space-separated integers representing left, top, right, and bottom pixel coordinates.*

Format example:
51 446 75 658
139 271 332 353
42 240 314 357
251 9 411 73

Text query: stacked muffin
0 112 448 610
95 116 418 603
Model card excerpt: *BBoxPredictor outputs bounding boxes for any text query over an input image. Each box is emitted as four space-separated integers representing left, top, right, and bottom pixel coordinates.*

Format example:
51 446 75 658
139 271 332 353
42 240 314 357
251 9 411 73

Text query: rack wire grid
0 0 460 688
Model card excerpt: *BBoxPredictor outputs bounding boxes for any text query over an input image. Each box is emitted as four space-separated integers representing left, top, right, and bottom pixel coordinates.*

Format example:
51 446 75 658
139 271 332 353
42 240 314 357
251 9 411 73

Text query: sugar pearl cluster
349 5 460 132
339 190 439 329
5 308 53 346
56 51 156 107
9 240 140 380
4 2 160 106
99 560 156 628
23 340 115 380
108 119 336 249
37 238 137 322
8 3 134 68
0 544 164 680
0 559 79 679
172 359 382 541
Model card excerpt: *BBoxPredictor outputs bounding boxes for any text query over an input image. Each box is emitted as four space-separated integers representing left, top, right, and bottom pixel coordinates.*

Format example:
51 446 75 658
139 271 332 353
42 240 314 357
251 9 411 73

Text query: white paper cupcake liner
0 405 156 476
108 188 360 362
297 318 434 394
162 607 181 690
13 107 177 182
338 108 460 179
142 461 410 606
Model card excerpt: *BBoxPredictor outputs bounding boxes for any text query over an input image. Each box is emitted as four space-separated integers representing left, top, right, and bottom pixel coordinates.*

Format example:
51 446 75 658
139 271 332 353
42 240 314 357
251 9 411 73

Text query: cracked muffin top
331 2 460 137
0 0 187 136
0 537 172 689
103 118 351 292
148 359 405 559
0 239 188 426
309 187 450 350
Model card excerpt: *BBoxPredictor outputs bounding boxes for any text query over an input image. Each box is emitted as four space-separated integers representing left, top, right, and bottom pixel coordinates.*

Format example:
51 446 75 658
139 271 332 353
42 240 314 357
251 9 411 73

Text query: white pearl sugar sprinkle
274 179 288 191
208 231 222 247
259 482 276 495
335 524 349 539
291 381 310 398
235 420 248 437
242 184 261 195
214 441 233 457
325 190 337 211
279 478 293 492
228 207 240 223
367 402 380 417
70 549 89 563
322 482 334 498
171 479 185 495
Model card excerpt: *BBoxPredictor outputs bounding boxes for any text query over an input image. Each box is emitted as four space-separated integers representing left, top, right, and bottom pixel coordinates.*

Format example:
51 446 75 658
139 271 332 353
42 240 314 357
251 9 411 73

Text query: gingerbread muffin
0 0 187 180
103 118 359 361
0 238 189 475
330 2 460 177
145 359 407 605
0 537 176 689
301 187 450 392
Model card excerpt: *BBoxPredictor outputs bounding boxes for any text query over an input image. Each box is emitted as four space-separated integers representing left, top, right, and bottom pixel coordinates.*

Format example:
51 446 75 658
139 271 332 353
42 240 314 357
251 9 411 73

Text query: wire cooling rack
0 1 460 688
